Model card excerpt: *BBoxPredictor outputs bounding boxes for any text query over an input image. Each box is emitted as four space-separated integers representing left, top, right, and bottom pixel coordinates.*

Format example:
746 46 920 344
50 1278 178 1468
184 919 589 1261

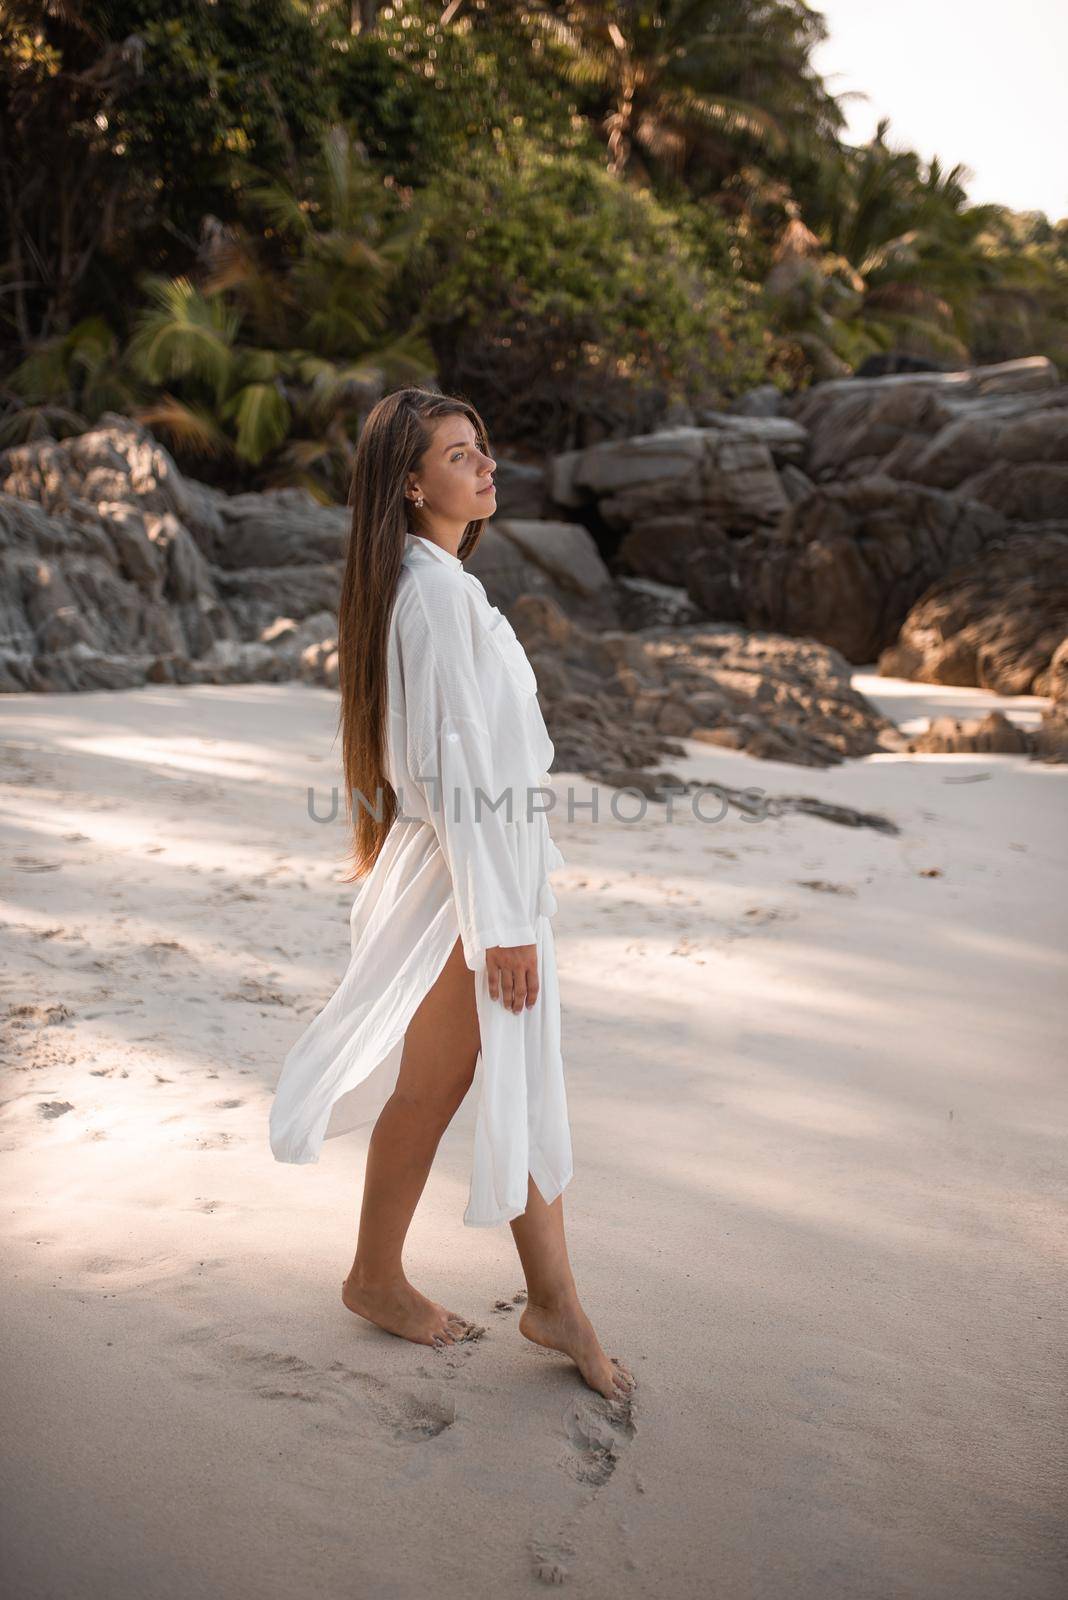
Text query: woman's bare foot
519 1295 636 1400
342 1271 481 1348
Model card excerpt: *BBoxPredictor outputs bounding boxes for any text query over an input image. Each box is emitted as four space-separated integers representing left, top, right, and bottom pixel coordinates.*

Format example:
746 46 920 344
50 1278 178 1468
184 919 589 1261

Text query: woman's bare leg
510 1176 636 1401
343 935 483 1348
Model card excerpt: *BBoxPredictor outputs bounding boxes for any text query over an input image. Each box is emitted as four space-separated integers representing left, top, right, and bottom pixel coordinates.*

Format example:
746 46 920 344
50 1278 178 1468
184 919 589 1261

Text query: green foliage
331 0 585 182
1 317 138 447
128 125 436 490
399 138 769 447
2 1 1063 488
81 0 331 233
518 0 844 188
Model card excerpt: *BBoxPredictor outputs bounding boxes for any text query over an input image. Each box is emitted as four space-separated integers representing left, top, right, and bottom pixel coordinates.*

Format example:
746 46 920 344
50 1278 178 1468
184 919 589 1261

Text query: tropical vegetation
2 0 1064 496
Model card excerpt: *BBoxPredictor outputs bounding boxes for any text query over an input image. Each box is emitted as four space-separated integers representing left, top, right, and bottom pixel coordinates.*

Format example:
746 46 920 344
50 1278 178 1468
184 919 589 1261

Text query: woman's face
406 414 496 533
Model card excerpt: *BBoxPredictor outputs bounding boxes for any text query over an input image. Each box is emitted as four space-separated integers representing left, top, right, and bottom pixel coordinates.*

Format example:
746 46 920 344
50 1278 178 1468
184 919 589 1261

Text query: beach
1 673 1065 1599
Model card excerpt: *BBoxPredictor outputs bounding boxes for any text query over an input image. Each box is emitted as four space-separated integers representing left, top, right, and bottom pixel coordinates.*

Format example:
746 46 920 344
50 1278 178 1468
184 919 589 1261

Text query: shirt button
447 732 460 742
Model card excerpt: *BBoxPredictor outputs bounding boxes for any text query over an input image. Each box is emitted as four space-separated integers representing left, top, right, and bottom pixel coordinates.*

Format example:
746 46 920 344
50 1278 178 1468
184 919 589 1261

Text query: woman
270 387 635 1402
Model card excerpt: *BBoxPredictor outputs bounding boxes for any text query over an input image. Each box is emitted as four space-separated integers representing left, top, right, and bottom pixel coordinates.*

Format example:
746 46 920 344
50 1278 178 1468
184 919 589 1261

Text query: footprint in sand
7 1002 76 1028
142 940 193 962
187 1337 459 1441
529 1386 639 1583
351 1376 457 1441
529 1530 578 1586
222 980 288 1007
562 1392 637 1487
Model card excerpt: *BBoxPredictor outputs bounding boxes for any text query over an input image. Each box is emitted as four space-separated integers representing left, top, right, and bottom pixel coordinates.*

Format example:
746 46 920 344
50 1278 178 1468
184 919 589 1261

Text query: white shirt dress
268 532 573 1227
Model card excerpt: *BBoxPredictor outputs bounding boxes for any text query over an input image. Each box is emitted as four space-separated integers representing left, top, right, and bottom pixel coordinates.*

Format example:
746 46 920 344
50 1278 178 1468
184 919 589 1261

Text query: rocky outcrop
532 356 1068 763
0 416 620 696
877 530 1068 694
464 520 620 629
552 424 798 550
1033 638 1068 761
903 710 1032 757
508 594 900 773
738 477 1009 662
0 417 343 692
5 380 1064 770
546 355 1067 650
787 356 1061 483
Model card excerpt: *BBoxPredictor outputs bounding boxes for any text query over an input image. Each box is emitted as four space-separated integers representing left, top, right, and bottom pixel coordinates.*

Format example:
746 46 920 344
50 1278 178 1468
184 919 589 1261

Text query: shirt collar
406 532 463 571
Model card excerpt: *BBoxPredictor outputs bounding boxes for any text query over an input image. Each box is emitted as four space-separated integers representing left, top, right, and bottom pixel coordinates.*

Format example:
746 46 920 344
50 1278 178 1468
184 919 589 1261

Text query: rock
300 638 340 689
691 412 809 466
787 358 1068 528
504 595 895 775
197 637 289 681
1034 634 1068 700
877 529 1068 694
550 425 787 535
740 475 1009 662
779 464 815 504
147 512 217 603
956 461 1068 519
214 489 349 569
905 709 1030 755
213 564 343 640
692 725 745 749
1032 706 1068 761
617 517 718 587
486 458 548 520
1032 638 1068 761
31 640 154 692
97 504 163 591
595 767 690 802
554 427 707 504
614 576 704 630
794 382 955 480
261 609 337 651
886 403 1068 495
491 519 612 601
792 356 1057 427
5 403 1061 768
729 384 784 418
0 412 226 551
684 537 745 622
466 522 620 628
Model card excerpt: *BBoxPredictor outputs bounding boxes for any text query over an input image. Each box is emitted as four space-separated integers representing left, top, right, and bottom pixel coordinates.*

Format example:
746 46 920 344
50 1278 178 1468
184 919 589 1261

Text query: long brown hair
335 386 493 884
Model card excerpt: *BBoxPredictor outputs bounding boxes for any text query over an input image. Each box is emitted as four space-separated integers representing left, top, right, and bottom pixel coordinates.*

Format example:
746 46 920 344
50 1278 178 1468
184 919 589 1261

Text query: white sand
1 672 1065 1599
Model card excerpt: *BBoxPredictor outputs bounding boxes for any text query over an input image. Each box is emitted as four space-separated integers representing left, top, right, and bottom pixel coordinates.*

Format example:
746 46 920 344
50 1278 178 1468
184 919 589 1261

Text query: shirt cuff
476 921 538 952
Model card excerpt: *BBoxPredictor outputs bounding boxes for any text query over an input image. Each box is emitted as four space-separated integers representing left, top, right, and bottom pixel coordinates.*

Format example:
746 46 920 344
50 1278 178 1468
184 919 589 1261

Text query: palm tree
768 122 1027 372
129 125 436 494
520 0 843 185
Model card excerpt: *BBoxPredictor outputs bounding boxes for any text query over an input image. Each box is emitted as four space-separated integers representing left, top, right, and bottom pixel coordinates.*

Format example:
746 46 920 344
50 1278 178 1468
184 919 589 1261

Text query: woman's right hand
486 945 539 1013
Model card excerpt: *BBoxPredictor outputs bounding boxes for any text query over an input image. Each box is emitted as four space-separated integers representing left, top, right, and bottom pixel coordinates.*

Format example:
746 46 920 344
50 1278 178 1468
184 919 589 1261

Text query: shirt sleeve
402 575 537 971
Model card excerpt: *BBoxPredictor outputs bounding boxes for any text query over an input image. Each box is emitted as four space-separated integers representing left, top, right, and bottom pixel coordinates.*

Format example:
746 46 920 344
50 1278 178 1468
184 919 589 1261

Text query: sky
811 0 1068 221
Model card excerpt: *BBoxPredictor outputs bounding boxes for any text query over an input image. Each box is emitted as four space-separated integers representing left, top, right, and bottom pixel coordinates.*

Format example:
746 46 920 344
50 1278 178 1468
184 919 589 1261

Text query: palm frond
135 394 233 458
128 276 240 396
220 382 291 464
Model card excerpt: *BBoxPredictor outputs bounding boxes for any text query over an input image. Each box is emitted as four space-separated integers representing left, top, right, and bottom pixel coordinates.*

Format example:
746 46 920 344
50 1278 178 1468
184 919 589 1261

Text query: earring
412 491 424 508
